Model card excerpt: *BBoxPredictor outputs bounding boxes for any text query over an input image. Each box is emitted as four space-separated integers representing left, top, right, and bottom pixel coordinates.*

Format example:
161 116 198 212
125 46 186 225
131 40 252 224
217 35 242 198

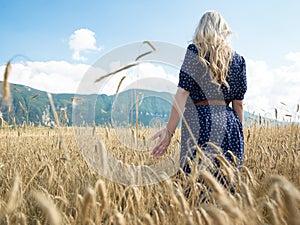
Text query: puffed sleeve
178 44 198 93
235 56 247 100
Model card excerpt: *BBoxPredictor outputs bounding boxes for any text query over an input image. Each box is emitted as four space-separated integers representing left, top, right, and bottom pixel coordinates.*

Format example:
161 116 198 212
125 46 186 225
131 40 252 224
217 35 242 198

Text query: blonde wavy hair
193 11 233 89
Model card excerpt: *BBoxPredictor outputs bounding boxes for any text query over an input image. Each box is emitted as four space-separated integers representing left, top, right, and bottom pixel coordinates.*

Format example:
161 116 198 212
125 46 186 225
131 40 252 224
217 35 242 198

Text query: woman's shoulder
231 51 245 65
187 43 198 53
229 51 246 79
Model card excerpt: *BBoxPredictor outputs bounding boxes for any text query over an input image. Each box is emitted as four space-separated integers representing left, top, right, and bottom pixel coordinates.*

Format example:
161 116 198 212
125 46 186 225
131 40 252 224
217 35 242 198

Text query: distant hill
0 81 264 126
0 82 74 125
0 82 176 126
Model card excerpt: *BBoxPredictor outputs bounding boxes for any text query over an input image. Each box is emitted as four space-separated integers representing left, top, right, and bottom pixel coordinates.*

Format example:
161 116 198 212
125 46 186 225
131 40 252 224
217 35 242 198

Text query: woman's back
178 43 247 169
178 43 247 105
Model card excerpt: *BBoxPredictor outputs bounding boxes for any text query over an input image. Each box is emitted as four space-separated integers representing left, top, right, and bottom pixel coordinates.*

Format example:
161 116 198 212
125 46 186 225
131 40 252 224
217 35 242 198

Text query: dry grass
0 123 299 225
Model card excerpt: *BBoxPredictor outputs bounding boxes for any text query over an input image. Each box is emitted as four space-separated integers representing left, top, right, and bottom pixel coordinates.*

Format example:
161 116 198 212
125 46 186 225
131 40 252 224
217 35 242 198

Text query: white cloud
245 52 300 121
0 61 178 95
69 28 101 62
285 52 300 64
0 61 90 94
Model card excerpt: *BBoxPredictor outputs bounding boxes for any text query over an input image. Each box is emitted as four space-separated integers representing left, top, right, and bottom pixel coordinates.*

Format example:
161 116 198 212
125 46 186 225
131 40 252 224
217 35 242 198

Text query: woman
151 11 247 174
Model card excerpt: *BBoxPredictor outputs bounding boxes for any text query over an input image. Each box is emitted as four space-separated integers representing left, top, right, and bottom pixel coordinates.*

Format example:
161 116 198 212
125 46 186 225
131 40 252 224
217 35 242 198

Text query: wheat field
0 122 299 225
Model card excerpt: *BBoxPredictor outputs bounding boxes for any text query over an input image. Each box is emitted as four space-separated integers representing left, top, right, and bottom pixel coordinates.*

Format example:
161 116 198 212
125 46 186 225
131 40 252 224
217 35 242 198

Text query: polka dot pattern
178 44 247 171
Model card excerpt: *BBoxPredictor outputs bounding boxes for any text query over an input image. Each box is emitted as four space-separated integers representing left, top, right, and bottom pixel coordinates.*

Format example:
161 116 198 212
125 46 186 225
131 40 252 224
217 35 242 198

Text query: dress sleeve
178 44 198 93
235 56 247 100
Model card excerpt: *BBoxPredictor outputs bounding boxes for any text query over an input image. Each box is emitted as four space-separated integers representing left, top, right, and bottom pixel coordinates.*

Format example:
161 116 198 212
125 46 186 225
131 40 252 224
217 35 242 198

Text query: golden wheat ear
115 76 126 96
3 61 11 102
33 192 62 225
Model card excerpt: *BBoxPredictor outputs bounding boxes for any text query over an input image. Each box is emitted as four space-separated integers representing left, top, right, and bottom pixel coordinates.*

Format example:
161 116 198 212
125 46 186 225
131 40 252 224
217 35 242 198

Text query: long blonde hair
193 11 233 89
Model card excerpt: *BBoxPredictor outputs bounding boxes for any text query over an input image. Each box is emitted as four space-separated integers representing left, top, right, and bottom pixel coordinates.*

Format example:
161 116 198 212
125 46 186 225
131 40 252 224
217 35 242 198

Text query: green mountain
0 81 261 127
0 82 73 125
0 82 175 126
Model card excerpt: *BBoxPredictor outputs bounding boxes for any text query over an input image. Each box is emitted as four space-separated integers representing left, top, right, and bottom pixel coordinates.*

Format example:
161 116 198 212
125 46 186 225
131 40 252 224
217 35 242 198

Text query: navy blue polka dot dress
178 44 247 172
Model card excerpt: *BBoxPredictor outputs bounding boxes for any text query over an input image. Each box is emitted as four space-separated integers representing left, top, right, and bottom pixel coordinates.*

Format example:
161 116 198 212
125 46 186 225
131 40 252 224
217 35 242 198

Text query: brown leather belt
193 100 228 106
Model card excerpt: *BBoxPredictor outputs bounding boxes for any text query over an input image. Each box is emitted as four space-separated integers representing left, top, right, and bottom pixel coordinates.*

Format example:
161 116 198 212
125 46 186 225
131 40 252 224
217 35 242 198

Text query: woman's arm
232 100 244 124
151 87 189 158
166 87 190 133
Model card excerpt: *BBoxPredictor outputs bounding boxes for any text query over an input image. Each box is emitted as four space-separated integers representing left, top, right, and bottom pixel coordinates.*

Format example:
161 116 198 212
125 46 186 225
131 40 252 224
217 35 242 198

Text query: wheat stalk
135 51 153 61
31 93 40 99
143 40 157 51
116 76 126 95
94 63 139 83
33 192 62 225
6 173 21 214
3 61 11 102
81 187 95 222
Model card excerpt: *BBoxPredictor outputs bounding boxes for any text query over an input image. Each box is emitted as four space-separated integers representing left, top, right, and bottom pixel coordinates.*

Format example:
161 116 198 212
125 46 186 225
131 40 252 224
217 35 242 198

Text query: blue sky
0 0 299 120
1 0 299 65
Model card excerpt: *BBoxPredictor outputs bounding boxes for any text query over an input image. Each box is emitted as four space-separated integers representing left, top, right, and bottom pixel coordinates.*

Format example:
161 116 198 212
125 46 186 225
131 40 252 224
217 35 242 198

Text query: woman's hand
150 87 188 158
151 128 173 158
